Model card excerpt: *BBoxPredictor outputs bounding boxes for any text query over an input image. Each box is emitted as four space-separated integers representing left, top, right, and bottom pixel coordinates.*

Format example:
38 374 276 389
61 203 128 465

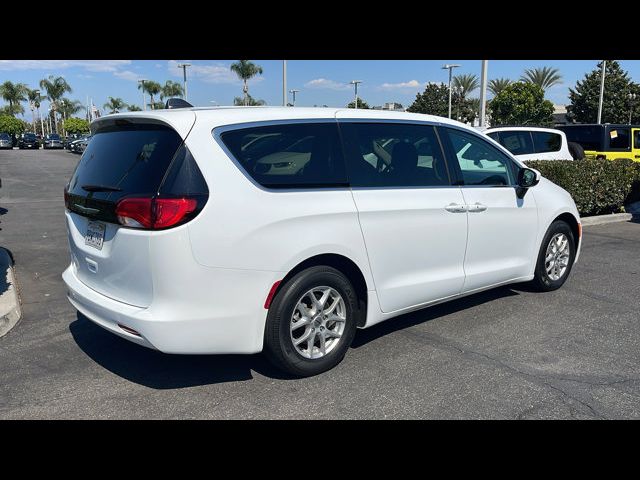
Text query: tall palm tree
520 67 562 91
488 78 512 96
39 75 72 133
148 101 165 110
452 74 479 99
160 80 184 100
0 81 28 116
138 81 162 109
26 88 45 132
127 104 142 112
103 97 127 114
58 98 83 136
233 95 266 106
230 60 263 106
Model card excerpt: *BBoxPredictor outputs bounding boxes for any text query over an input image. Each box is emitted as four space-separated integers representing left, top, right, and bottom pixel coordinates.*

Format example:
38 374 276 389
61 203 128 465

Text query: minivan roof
92 106 470 134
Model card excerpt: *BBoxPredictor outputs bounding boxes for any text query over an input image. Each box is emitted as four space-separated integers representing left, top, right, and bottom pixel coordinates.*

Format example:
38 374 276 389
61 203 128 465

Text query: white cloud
167 60 256 85
379 80 422 90
304 78 351 91
113 70 142 82
0 60 131 72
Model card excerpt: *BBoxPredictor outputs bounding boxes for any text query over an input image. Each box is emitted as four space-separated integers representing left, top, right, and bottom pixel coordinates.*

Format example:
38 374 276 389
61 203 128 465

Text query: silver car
0 132 12 149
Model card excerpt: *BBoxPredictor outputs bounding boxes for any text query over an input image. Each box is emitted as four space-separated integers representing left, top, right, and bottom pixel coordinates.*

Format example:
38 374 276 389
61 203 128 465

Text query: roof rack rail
165 98 193 109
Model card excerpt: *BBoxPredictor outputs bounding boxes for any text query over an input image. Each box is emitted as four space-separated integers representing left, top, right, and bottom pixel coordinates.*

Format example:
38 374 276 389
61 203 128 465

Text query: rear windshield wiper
81 184 123 192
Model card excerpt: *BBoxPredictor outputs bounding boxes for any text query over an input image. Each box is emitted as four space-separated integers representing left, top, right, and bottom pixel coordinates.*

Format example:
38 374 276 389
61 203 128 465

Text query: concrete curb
0 248 22 338
581 212 634 226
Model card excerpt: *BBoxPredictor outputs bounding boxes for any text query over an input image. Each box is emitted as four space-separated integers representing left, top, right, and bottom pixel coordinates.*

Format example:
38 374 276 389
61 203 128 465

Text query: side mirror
516 167 540 198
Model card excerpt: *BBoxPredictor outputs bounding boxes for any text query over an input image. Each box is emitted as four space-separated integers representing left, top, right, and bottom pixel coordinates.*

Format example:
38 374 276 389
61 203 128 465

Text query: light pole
350 80 363 108
177 63 191 101
138 79 147 111
442 64 461 119
289 89 299 107
283 60 287 106
479 60 488 127
628 93 637 124
597 61 606 124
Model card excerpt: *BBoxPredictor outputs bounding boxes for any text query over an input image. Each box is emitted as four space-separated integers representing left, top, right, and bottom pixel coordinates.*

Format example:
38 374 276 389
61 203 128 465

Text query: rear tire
264 266 358 377
531 220 576 292
568 142 585 160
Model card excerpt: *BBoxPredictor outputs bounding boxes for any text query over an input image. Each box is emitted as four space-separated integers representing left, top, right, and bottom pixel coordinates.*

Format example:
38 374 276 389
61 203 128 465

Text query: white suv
63 107 581 376
483 126 578 161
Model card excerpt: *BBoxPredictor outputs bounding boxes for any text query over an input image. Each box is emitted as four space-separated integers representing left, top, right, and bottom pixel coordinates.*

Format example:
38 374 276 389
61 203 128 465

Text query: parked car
0 132 12 149
69 135 90 153
18 132 39 149
483 126 578 161
555 123 640 161
62 108 582 376
43 133 64 149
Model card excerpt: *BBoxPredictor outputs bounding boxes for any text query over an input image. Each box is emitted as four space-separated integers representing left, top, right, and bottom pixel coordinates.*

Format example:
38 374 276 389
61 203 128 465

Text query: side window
495 130 534 155
532 131 561 153
634 130 640 150
486 132 501 142
219 123 347 188
443 128 516 186
338 122 450 187
608 127 630 150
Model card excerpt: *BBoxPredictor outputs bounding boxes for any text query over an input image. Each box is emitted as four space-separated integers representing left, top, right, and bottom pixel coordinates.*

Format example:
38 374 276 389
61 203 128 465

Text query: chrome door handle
444 203 467 213
467 202 487 212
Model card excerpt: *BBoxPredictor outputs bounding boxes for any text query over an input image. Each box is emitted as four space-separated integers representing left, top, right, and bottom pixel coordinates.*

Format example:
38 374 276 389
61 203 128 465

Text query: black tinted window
23 134 36 140
558 126 603 151
339 122 450 187
607 127 630 150
67 123 183 202
635 130 640 149
532 131 561 153
495 130 534 155
220 123 347 188
0 133 9 140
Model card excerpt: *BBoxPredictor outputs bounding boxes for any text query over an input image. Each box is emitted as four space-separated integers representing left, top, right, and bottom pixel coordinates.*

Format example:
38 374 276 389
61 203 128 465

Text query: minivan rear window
219 122 347 188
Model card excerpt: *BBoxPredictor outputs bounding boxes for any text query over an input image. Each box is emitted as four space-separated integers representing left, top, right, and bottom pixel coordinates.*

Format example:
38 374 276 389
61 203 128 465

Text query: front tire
531 220 576 291
264 266 358 377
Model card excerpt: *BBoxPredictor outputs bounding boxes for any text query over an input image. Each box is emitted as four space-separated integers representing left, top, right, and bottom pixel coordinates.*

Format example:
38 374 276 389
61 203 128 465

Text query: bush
525 158 640 217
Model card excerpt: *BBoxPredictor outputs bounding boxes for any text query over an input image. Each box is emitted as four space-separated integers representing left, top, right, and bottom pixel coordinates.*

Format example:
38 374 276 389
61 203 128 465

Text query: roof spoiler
165 98 193 109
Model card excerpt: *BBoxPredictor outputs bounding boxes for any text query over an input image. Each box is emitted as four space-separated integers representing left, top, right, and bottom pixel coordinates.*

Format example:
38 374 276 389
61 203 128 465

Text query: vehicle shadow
69 313 294 389
351 286 520 348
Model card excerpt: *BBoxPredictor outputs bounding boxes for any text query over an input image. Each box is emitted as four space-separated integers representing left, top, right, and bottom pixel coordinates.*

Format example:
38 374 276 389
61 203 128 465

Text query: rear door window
531 131 561 153
607 127 630 150
494 130 534 155
219 122 347 188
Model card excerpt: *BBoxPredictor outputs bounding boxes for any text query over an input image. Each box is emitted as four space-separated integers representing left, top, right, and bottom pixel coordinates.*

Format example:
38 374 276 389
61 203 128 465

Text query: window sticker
610 130 618 139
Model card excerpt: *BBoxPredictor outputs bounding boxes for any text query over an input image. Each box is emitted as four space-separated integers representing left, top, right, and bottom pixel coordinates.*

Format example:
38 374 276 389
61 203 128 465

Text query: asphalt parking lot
1 147 639 419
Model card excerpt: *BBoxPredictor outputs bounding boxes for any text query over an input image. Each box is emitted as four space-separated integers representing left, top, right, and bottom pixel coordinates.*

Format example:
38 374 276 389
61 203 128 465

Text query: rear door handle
467 202 487 212
444 203 467 213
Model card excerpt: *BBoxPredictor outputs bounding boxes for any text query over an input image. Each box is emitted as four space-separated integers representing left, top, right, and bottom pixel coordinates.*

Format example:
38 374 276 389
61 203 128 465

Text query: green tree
0 81 28 115
0 114 27 135
488 78 512 96
103 97 127 114
160 80 184 100
407 83 450 116
39 75 72 133
567 60 640 124
233 94 266 106
520 67 562 92
127 104 142 111
489 81 554 126
230 60 263 106
138 80 162 109
452 74 479 98
63 117 90 135
347 98 370 109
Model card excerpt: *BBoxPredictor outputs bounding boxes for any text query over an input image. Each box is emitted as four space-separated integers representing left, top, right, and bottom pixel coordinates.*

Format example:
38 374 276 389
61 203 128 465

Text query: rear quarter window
531 131 562 153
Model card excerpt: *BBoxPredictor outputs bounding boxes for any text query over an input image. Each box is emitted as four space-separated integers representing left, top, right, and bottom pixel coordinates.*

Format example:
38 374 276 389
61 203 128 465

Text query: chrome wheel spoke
318 332 326 356
324 329 341 339
291 316 310 331
294 328 313 346
545 233 570 281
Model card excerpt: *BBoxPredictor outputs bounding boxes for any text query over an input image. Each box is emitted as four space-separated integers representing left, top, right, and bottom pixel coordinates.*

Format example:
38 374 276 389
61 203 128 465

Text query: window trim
212 119 351 192
438 125 521 188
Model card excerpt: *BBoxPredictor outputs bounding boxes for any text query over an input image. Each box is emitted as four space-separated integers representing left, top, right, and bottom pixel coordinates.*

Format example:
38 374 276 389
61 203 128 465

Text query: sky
2 59 640 119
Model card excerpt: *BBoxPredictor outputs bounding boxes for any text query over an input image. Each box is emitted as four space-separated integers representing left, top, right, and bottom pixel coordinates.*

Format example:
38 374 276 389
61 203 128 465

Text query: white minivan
483 126 578 161
63 107 581 376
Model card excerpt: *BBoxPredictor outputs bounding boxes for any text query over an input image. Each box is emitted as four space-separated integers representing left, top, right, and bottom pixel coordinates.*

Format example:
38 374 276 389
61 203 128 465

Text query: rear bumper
62 263 279 355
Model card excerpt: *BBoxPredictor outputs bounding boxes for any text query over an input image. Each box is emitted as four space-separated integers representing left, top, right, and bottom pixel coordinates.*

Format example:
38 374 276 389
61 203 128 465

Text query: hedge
525 158 640 217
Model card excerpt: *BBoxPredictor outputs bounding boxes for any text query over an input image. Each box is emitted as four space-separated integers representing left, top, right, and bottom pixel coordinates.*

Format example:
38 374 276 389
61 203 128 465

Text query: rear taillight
115 197 198 230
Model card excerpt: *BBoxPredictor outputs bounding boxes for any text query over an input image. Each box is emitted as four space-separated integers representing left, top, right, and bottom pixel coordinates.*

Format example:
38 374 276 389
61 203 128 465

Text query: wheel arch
553 211 581 249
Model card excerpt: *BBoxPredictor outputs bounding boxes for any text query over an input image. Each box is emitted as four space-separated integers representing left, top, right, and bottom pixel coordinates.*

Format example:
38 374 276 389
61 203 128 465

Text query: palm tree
452 74 479 99
230 60 263 106
488 78 512 96
57 98 83 136
148 101 165 110
520 67 562 91
233 94 266 106
127 104 142 112
103 97 127 114
160 80 184 100
39 75 72 133
138 80 162 109
26 88 45 132
0 81 28 116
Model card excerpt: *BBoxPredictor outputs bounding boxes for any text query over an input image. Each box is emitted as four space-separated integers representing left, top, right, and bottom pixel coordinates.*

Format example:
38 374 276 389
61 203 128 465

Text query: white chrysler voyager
63 107 581 376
